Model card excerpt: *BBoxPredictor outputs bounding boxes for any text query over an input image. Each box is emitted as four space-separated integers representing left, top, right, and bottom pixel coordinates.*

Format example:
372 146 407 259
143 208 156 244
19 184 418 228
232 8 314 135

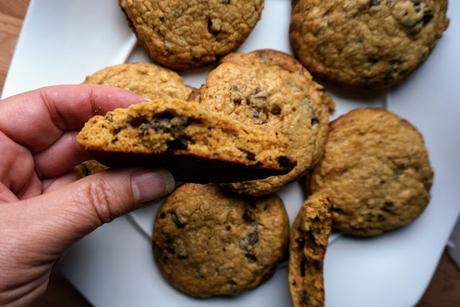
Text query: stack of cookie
75 0 449 305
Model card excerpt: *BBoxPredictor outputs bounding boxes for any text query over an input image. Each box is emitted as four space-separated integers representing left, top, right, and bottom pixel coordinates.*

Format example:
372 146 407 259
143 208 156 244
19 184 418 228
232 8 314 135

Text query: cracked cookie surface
77 99 295 183
290 0 449 88
200 49 333 195
119 0 264 70
152 183 289 297
289 193 332 307
310 108 433 236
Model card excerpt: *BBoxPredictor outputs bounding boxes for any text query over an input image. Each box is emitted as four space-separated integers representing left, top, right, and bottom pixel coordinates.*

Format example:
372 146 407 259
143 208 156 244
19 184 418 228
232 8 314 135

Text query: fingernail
131 169 175 203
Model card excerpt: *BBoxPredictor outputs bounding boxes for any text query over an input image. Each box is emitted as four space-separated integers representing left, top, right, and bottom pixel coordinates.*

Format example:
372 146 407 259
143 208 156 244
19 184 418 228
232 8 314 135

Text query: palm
0 85 144 306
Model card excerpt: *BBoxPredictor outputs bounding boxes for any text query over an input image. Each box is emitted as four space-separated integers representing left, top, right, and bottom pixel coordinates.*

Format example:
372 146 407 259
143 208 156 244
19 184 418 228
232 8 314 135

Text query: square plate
3 1 460 306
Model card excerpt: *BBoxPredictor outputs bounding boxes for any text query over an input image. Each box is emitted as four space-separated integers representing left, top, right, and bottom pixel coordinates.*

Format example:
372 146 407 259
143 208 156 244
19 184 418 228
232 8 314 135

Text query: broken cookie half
289 193 332 307
77 99 295 183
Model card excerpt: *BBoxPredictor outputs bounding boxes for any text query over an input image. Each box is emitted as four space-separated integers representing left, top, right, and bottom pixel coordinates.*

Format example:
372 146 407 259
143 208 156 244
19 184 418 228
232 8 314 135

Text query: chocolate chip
382 201 395 212
244 253 258 262
148 112 190 134
233 98 242 105
169 211 186 228
247 231 259 245
242 209 255 224
307 231 318 249
166 137 190 151
159 16 165 23
311 117 319 126
177 254 188 260
277 156 295 170
129 116 150 128
300 255 307 277
111 136 118 144
270 104 282 115
240 230 259 252
300 290 309 306
112 125 127 134
207 18 221 35
226 225 232 231
238 148 256 161
369 54 380 64
296 232 306 251
422 8 433 25
159 212 167 219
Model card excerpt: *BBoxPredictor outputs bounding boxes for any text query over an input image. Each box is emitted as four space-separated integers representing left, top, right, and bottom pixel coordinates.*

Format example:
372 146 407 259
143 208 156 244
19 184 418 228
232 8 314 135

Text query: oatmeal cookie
200 49 333 195
119 0 264 70
153 183 289 297
310 108 433 236
77 99 295 183
290 0 449 88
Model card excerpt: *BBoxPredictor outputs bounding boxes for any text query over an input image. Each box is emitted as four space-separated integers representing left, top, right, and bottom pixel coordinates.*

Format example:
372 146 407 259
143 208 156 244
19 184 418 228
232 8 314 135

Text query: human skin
0 85 175 306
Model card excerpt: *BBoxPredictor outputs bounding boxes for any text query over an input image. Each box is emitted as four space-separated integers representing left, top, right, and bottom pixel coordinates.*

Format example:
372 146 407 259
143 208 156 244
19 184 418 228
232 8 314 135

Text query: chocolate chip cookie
290 0 449 88
77 98 295 183
152 183 289 297
78 63 196 177
84 63 195 101
310 108 434 236
199 49 333 195
289 193 332 307
119 0 264 70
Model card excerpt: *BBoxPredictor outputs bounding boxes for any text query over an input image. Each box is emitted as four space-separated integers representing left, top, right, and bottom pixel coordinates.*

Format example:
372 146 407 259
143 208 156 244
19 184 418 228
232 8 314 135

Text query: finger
0 84 143 153
0 131 41 198
34 132 91 178
19 169 174 252
42 172 81 193
0 182 18 203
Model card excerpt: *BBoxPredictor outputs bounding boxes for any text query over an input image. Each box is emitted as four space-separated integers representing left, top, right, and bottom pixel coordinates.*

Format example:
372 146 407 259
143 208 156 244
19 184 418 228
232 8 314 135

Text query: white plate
3 1 460 306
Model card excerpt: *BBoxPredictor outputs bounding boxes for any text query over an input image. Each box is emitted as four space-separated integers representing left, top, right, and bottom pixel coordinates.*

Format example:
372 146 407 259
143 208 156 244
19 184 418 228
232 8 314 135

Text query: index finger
0 84 143 153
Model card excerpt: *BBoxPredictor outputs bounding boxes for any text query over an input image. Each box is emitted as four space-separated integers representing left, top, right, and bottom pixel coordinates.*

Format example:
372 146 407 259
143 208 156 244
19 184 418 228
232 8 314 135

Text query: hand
0 85 175 306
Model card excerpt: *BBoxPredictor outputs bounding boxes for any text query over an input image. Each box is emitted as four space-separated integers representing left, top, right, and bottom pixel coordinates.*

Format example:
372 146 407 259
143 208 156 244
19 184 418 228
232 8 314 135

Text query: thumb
22 168 174 253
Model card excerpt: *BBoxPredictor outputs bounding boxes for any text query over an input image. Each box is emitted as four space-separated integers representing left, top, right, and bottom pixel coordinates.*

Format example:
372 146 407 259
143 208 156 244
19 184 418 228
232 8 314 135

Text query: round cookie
152 183 289 297
199 49 334 196
290 0 449 88
310 108 434 237
119 0 264 70
84 63 195 101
